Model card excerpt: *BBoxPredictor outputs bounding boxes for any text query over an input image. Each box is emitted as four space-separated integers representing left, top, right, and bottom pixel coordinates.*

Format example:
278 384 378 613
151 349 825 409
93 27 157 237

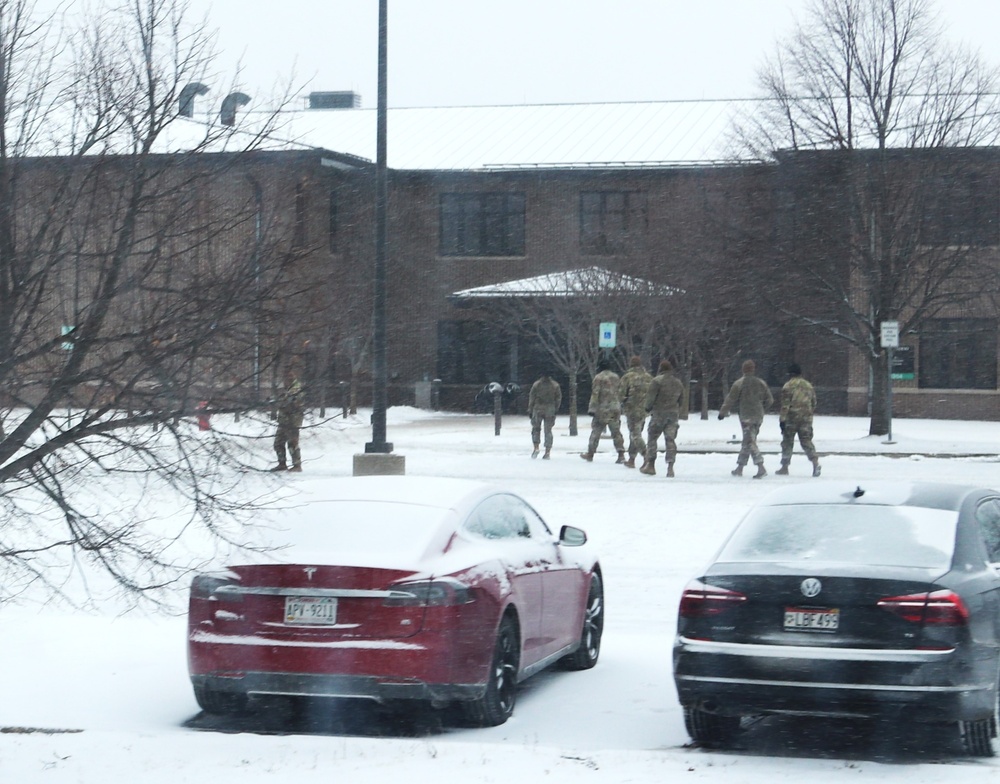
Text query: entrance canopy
449 266 682 301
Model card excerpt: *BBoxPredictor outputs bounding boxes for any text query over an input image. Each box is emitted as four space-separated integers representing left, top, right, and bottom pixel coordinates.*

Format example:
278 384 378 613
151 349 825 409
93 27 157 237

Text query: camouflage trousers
736 420 764 467
587 413 625 455
645 418 679 463
531 412 557 449
274 424 301 468
780 418 817 464
624 412 647 458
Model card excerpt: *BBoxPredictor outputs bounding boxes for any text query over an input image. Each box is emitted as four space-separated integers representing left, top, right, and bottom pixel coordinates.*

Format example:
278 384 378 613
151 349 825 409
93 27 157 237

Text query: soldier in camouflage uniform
777 363 821 477
618 356 652 468
718 359 773 478
271 367 305 472
580 360 625 463
528 373 562 459
640 359 686 477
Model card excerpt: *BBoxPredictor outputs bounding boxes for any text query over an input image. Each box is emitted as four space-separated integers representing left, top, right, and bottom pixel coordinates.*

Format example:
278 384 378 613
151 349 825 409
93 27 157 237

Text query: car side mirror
559 525 587 547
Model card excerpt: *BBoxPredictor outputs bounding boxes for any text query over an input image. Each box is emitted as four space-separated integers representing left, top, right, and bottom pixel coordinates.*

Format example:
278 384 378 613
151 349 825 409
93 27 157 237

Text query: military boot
531 443 540 459
666 462 675 478
811 458 822 477
639 457 656 476
624 454 636 468
615 451 626 464
753 464 767 479
731 464 744 476
580 452 594 462
776 461 790 475
269 462 288 472
543 448 551 460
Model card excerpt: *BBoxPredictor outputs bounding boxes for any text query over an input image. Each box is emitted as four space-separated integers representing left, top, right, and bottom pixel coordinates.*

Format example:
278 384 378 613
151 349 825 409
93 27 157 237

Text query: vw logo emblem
800 578 822 598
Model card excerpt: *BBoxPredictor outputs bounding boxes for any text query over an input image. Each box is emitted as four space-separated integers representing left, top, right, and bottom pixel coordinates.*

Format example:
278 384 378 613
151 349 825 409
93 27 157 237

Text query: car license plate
285 596 337 625
784 607 839 632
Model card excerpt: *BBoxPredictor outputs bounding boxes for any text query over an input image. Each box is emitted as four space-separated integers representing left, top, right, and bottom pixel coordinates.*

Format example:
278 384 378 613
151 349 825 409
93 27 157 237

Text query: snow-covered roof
450 266 682 300
217 99 754 171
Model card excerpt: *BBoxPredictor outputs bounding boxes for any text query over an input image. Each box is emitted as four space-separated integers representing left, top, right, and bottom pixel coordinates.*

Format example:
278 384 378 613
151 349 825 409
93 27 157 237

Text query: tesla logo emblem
800 578 822 598
303 567 317 581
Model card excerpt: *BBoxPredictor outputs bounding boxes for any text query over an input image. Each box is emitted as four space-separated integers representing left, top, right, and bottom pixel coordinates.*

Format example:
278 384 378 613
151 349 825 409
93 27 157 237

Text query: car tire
683 705 741 748
960 682 999 756
563 572 604 671
462 615 519 727
193 684 249 717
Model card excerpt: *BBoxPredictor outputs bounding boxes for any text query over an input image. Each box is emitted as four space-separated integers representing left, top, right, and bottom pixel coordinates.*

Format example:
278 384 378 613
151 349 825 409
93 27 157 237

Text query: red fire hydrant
196 400 211 431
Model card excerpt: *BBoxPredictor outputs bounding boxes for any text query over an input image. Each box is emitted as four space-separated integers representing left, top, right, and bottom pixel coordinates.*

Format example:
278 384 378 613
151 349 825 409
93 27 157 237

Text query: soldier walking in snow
718 359 773 479
618 356 652 468
640 359 686 477
777 363 821 477
528 373 562 459
271 365 305 472
580 360 625 463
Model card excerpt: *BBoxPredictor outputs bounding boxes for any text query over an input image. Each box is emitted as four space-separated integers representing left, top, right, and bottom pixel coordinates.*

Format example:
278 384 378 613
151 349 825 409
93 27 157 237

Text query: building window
580 191 647 255
437 320 514 384
328 188 338 253
918 318 997 389
440 193 525 257
919 171 999 247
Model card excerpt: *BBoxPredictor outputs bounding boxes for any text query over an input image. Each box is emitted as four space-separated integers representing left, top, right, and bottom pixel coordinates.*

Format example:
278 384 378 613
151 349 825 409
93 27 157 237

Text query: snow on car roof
241 476 502 570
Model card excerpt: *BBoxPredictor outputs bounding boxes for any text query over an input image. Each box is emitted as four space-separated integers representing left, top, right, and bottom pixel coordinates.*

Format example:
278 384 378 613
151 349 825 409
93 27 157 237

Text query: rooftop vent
309 91 361 110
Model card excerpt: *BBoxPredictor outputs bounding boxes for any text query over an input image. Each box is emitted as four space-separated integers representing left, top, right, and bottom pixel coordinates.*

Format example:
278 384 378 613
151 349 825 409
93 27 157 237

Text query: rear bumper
673 636 996 722
188 626 491 706
191 672 484 704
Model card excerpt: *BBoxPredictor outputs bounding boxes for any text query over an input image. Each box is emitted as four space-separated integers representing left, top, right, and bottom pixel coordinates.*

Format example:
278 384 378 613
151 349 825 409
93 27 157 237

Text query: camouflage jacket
528 376 562 416
719 373 773 424
644 370 685 424
277 379 304 428
780 376 816 423
619 366 653 417
587 370 622 418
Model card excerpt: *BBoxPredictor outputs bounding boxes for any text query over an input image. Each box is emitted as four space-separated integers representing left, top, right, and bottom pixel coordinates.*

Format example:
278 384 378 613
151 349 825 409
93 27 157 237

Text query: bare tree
734 0 1000 434
0 0 299 604
467 267 677 435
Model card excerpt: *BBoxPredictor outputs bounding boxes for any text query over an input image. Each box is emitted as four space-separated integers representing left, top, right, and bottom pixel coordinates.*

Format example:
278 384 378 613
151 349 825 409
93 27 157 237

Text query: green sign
890 345 914 380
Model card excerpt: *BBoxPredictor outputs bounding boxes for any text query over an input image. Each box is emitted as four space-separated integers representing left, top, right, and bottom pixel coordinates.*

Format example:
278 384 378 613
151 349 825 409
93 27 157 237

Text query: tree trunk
568 374 579 437
868 351 890 436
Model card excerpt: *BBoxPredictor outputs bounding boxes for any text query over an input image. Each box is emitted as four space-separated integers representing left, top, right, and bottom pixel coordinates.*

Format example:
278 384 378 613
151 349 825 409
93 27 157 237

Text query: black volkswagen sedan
673 482 1000 756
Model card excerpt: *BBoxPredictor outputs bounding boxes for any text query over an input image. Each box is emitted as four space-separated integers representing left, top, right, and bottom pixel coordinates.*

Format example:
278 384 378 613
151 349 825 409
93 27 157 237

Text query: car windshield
717 503 958 570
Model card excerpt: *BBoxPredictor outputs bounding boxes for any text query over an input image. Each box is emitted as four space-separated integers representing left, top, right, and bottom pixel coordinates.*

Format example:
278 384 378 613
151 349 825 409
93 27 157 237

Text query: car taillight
190 572 242 601
384 578 474 607
679 579 747 618
877 589 969 625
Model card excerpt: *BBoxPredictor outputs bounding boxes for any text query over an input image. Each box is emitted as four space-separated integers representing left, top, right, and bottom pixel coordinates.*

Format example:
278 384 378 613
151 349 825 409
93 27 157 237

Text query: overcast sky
179 0 1000 109
39 0 1000 109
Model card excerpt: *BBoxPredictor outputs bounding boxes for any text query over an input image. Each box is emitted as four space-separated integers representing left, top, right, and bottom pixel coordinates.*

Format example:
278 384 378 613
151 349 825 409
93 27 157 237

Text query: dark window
580 191 647 254
437 320 513 384
918 318 997 389
920 171 999 247
975 499 1000 563
440 192 525 256
328 188 338 253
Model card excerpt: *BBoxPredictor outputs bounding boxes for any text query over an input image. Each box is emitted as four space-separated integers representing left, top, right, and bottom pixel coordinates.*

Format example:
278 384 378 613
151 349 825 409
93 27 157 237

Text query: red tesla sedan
187 476 603 727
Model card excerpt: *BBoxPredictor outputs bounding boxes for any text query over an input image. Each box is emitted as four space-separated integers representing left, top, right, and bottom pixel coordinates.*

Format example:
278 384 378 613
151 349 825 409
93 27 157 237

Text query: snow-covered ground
4 407 1000 782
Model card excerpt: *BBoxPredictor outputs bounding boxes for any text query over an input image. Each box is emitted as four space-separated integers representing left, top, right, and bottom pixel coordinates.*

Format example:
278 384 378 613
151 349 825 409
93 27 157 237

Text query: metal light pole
366 0 392 455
